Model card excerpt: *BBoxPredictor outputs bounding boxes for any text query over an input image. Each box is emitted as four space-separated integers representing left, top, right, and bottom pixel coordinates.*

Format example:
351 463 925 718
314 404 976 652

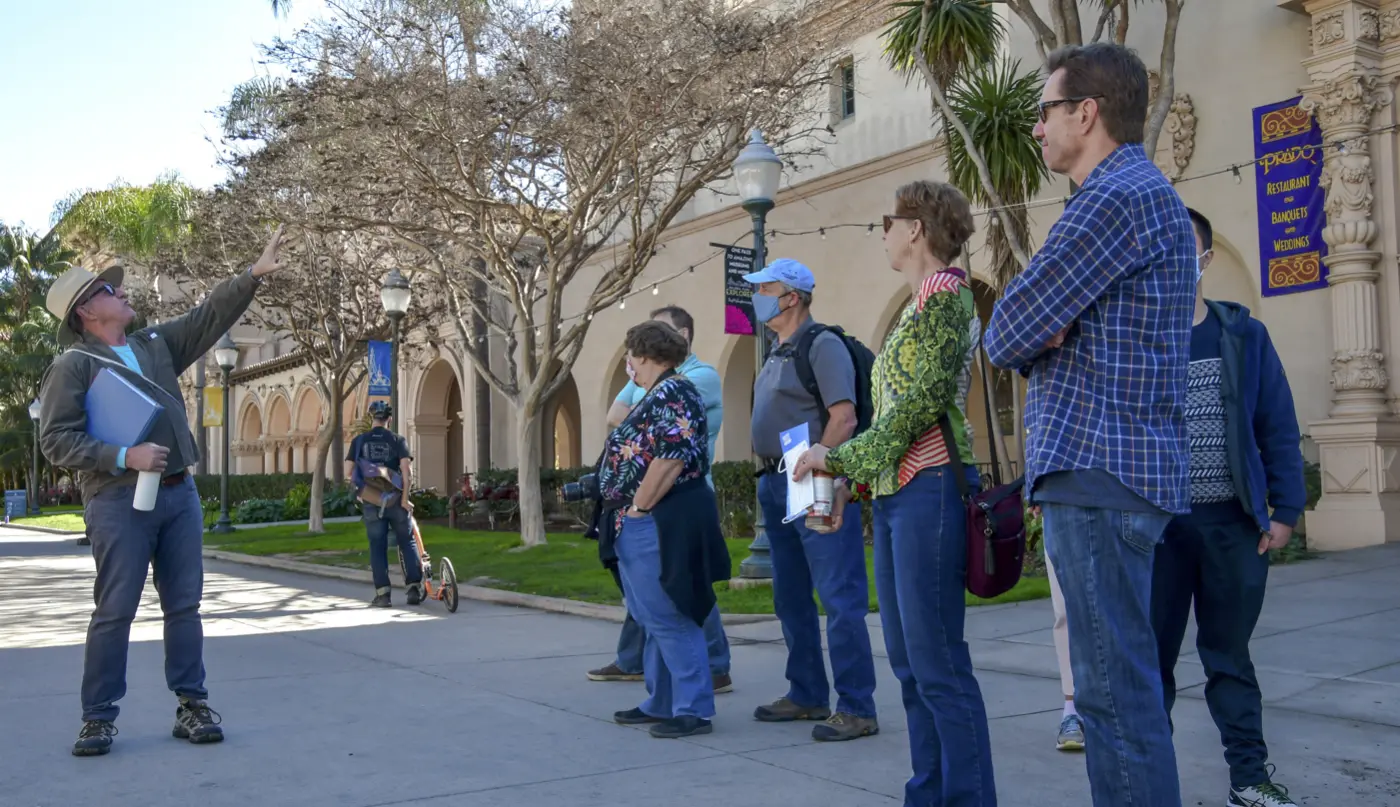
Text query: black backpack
791 324 877 438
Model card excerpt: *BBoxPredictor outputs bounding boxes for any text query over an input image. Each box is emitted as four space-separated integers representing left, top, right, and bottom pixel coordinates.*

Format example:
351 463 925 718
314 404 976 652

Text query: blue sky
0 0 328 233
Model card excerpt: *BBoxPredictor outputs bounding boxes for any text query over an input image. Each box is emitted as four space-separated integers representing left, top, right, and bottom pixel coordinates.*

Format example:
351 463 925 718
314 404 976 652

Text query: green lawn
11 512 86 532
205 522 1050 613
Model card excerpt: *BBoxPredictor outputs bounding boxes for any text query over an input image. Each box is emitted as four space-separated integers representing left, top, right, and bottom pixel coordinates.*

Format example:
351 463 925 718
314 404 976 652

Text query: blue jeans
364 504 421 590
873 467 996 807
1152 503 1270 789
616 514 714 719
82 477 207 721
759 471 877 717
613 567 729 676
1042 502 1180 807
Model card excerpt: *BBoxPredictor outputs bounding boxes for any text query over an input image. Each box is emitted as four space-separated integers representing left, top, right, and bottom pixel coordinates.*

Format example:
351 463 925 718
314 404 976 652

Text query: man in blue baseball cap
743 258 879 742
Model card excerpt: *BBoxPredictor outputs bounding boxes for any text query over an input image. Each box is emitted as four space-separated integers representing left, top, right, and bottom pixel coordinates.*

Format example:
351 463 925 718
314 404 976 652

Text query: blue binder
85 368 163 447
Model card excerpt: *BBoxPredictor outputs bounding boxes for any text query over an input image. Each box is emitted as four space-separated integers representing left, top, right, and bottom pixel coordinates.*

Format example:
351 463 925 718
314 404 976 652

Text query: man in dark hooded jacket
1151 208 1306 807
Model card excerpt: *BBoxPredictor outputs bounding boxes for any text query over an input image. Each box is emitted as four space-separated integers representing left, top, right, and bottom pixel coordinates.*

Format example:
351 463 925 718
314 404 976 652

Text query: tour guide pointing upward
39 227 287 757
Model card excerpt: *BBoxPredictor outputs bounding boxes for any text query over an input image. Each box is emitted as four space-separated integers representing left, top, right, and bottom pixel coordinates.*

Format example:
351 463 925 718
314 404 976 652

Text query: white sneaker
1228 781 1296 807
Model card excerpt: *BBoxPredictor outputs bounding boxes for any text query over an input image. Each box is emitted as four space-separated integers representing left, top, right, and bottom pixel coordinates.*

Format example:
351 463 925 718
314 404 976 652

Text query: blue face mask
752 291 786 324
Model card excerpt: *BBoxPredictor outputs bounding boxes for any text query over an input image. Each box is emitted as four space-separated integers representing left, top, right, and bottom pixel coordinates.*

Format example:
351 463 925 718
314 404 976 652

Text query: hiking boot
812 712 878 742
405 583 423 606
753 697 831 723
712 673 733 694
613 707 662 725
1229 780 1297 807
72 720 116 756
587 663 643 682
649 715 712 739
1056 713 1085 751
172 700 224 744
371 587 392 608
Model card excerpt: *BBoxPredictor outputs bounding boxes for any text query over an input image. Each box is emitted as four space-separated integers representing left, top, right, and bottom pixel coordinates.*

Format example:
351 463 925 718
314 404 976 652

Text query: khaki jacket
39 271 262 502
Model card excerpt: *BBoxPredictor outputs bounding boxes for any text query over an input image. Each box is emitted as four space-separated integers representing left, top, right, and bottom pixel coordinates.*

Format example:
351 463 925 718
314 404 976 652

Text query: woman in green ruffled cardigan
793 180 997 807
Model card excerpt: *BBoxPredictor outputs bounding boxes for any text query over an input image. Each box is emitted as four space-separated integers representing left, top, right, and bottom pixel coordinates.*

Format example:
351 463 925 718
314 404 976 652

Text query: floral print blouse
598 373 710 504
827 269 977 498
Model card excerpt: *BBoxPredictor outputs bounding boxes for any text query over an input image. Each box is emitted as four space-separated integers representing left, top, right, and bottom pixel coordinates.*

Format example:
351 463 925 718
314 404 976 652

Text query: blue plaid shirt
986 144 1196 514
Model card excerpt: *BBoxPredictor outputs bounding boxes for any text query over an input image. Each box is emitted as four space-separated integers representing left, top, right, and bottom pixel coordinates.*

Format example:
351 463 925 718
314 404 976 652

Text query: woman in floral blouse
795 180 997 806
599 320 731 740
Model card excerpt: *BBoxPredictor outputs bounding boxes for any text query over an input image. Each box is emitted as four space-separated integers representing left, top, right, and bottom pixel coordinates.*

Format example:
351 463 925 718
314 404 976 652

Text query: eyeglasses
882 214 917 233
1037 95 1104 123
80 282 117 306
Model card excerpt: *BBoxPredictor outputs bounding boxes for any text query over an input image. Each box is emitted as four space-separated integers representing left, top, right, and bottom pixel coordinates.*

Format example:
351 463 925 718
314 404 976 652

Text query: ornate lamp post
380 268 413 419
734 129 782 580
212 333 240 534
27 398 42 516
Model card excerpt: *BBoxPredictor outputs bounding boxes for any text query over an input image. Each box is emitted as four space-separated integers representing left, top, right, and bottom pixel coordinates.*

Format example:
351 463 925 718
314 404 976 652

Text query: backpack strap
792 324 830 413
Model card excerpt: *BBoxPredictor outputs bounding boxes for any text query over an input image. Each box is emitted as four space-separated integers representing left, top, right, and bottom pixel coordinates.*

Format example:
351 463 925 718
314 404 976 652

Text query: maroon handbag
938 353 1026 599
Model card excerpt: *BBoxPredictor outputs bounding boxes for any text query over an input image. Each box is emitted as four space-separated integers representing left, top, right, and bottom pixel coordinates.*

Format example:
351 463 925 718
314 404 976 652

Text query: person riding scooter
345 401 423 607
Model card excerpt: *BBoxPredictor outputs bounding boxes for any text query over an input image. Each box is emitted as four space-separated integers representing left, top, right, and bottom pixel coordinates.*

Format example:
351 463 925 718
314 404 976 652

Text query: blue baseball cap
743 257 815 293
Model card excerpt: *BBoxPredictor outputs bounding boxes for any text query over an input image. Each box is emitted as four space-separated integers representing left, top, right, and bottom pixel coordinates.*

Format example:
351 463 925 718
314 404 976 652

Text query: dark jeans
610 566 730 676
1151 502 1270 789
82 477 206 721
1042 502 1180 807
364 504 421 590
873 467 995 807
758 471 877 718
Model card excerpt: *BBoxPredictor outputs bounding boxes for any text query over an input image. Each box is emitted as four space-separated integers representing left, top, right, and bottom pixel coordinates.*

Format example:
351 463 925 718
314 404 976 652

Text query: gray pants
82 476 207 721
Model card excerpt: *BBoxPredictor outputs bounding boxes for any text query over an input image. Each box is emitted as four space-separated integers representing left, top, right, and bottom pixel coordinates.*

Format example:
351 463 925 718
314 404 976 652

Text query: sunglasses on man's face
1036 95 1105 123
882 214 917 233
81 283 117 306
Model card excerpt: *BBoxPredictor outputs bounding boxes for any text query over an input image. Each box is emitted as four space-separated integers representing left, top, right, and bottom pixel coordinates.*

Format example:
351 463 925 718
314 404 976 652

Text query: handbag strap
937 414 972 503
977 343 1003 488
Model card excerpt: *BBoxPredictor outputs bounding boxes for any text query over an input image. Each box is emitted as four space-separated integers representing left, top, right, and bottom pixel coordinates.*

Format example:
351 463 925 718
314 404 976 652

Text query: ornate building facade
183 1 1400 551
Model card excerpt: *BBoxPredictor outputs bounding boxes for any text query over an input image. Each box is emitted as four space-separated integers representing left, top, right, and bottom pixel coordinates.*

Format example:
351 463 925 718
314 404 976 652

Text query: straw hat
46 264 125 347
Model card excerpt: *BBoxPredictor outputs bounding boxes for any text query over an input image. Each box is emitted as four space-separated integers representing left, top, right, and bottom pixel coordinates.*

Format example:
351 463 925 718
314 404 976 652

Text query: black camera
561 473 599 504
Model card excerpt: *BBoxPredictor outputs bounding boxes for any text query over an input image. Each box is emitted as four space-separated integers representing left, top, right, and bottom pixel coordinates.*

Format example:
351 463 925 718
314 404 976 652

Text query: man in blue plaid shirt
986 43 1194 807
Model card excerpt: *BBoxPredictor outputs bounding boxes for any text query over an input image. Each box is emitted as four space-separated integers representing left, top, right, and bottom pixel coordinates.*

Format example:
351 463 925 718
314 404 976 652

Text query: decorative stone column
1294 2 1400 548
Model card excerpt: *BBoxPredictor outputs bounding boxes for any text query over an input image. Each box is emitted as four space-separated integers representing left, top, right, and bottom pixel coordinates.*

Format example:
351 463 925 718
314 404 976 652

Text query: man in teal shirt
588 306 732 689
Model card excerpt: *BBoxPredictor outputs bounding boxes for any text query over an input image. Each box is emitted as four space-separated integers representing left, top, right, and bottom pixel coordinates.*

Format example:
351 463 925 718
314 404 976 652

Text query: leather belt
162 470 189 487
756 458 781 477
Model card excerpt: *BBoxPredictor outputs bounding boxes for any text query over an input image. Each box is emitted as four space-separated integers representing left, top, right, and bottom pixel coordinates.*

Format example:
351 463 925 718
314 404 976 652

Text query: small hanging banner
202 386 224 427
1252 96 1329 297
720 243 757 336
367 340 392 397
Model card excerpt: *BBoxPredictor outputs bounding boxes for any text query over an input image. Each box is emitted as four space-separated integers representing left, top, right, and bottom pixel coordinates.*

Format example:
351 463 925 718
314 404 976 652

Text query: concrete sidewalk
1 526 1397 806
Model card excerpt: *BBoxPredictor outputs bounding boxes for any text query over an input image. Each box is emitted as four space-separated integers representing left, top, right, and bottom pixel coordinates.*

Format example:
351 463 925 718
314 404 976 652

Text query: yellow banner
203 386 224 427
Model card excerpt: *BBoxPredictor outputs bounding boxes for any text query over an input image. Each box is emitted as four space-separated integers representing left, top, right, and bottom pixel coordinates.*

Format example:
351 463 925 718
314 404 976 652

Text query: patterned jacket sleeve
826 291 967 485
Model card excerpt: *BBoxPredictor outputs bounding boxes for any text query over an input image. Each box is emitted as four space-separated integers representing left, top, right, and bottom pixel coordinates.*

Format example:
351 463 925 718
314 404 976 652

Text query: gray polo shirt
751 317 857 458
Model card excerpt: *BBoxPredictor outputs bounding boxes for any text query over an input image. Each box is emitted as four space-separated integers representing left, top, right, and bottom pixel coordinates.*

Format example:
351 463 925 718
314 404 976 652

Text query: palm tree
52 175 197 263
883 0 1034 272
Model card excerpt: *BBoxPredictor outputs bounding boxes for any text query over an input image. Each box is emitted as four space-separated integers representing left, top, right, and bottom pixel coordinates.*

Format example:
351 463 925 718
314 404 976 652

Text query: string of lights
467 120 1400 345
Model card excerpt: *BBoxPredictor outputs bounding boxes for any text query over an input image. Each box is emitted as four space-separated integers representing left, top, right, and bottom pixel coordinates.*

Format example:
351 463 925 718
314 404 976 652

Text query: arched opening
543 374 583 469
1203 235 1259 310
266 395 292 473
719 336 757 462
293 388 324 474
414 360 464 493
236 400 264 474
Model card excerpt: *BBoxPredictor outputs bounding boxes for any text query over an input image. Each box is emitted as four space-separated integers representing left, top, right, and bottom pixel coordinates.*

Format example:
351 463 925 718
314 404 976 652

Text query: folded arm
826 291 967 486
985 185 1140 369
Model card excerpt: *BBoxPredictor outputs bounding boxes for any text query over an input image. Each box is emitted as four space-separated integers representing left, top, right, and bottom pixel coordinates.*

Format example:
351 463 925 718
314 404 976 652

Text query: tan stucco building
183 1 1400 551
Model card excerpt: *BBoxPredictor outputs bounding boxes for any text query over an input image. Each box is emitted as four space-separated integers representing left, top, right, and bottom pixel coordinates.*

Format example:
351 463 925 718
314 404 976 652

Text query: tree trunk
1142 0 1182 159
515 407 547 547
1011 371 1026 469
306 427 336 534
473 277 492 471
331 386 345 485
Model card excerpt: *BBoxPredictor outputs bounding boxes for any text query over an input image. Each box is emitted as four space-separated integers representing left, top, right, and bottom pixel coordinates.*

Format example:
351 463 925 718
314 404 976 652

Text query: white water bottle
133 471 160 511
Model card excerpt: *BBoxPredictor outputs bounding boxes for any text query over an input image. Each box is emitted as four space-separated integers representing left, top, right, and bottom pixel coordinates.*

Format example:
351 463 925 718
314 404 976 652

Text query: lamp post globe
27 398 42 515
734 128 782 581
213 333 239 534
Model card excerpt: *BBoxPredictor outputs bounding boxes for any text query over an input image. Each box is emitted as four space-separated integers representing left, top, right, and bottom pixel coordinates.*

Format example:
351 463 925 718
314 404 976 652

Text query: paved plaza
2 526 1398 806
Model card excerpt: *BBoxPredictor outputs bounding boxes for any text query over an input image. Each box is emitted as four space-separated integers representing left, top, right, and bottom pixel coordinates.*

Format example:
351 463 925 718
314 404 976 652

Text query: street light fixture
27 398 42 516
735 128 782 580
380 268 413 420
212 333 240 534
